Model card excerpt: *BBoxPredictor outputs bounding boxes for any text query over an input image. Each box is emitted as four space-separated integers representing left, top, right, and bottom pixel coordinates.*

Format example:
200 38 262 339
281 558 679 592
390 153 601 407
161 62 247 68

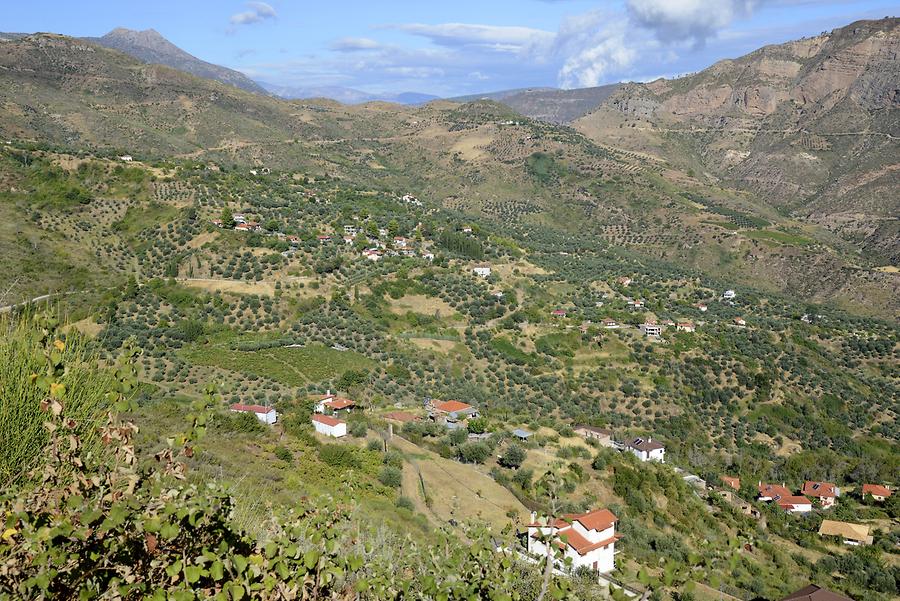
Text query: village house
393 237 408 248
317 235 332 244
757 482 791 501
601 318 620 329
802 481 839 508
472 265 491 278
696 303 708 312
119 155 133 162
779 584 853 601
343 235 355 245
363 249 383 262
818 520 872 546
229 403 277 425
527 509 621 575
462 226 473 234
430 400 479 423
617 276 632 287
212 219 224 228
861 483 892 502
551 309 567 318
721 476 741 491
722 289 736 300
777 495 813 514
343 224 358 236
287 235 300 246
312 414 347 438
314 392 356 415
627 299 645 311
639 321 662 338
714 489 765 524
232 214 247 224
627 437 665 462
676 321 696 333
574 426 613 446
733 317 747 327
235 222 262 232
422 252 435 261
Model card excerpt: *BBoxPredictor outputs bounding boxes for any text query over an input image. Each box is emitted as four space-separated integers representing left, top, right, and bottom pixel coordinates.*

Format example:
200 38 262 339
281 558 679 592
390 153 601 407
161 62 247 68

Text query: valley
0 14 897 601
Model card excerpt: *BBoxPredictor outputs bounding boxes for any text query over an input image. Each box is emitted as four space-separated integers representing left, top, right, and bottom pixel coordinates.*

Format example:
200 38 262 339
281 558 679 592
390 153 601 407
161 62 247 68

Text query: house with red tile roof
758 482 792 501
777 495 813 514
314 391 356 415
527 509 621 575
721 476 741 491
861 483 892 502
312 414 347 438
430 399 479 423
802 481 839 508
229 403 277 425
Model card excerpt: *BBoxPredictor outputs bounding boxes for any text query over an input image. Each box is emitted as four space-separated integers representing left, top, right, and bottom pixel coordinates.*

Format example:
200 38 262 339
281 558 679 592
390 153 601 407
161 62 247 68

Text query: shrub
499 444 526 469
319 444 360 469
274 446 293 463
379 466 403 488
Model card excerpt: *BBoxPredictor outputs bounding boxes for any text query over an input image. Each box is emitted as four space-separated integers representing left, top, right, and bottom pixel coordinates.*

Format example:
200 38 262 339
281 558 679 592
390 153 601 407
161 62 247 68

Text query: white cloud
383 22 554 55
330 37 382 52
229 2 277 26
626 0 760 44
555 13 639 88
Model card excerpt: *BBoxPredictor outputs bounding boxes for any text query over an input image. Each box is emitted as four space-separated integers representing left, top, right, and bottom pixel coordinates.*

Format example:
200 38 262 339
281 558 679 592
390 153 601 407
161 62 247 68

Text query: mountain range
0 19 896 316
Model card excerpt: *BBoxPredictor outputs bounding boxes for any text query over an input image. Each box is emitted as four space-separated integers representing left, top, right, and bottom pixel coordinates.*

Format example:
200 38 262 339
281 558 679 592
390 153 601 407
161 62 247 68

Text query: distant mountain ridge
85 27 267 95
260 82 439 105
452 85 621 124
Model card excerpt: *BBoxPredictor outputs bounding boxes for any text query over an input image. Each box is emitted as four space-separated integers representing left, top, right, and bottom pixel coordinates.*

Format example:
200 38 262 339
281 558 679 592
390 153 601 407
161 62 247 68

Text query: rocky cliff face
576 18 900 264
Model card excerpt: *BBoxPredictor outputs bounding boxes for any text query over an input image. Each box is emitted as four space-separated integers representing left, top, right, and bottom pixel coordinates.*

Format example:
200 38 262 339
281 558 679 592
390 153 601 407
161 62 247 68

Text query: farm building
779 585 852 601
229 403 277 425
430 400 479 422
314 392 356 415
312 414 347 438
472 265 492 278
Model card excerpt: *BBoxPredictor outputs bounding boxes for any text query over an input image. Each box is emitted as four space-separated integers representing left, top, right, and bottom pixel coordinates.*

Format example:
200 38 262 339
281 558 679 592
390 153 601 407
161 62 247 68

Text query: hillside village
0 16 898 601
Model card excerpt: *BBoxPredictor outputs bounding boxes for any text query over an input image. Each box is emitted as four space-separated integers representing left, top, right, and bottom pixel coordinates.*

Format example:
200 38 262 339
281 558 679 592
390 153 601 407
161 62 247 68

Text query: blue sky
5 1 897 96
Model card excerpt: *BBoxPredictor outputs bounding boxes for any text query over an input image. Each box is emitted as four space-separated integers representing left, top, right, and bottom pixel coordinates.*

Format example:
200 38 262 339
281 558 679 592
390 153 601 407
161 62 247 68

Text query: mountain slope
453 85 621 123
87 27 267 95
575 17 900 264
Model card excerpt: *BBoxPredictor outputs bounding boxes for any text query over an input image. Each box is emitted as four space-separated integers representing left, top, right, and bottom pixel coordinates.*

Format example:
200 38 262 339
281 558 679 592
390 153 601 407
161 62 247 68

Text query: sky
4 1 898 96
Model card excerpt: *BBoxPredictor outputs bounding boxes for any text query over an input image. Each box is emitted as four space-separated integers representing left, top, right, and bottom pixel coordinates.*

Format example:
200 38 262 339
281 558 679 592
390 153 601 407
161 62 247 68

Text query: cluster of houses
708 476 893 546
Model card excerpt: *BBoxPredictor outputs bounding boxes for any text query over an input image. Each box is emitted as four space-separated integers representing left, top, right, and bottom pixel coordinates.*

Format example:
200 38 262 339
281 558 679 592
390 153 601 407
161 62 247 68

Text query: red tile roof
324 398 355 410
721 476 741 490
230 403 273 414
312 414 344 427
777 495 812 511
862 484 891 498
571 508 617 532
433 400 473 413
802 481 837 498
758 483 791 498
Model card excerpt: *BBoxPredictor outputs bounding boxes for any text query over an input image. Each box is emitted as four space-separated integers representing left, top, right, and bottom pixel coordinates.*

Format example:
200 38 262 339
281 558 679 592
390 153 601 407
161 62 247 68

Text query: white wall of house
527 524 616 574
630 447 665 462
313 419 347 438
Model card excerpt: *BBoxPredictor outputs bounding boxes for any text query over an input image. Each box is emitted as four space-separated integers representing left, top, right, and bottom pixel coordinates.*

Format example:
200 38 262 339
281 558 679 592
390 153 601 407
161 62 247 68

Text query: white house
363 249 383 262
722 290 736 300
229 403 277 425
601 318 620 329
393 237 408 248
472 265 492 278
527 508 620 575
627 437 665 462
314 392 356 414
639 322 662 338
312 414 347 438
802 481 839 509
676 321 696 333
119 155 133 162
776 495 813 514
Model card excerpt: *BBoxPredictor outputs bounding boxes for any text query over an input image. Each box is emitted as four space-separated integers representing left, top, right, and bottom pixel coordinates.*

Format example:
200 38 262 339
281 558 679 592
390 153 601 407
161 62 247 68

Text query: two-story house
527 509 621 575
